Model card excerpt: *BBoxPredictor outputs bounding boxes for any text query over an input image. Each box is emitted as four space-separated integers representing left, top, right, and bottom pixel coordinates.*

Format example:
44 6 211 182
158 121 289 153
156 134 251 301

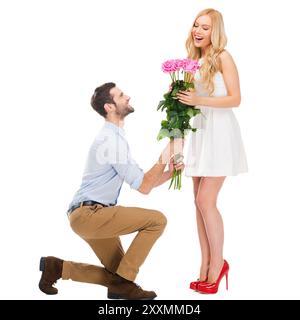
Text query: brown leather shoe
39 256 63 295
107 274 157 300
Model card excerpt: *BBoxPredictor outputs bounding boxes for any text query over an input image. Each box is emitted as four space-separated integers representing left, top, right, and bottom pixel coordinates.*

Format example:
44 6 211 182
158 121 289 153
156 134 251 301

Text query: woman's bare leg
196 176 226 283
192 177 210 281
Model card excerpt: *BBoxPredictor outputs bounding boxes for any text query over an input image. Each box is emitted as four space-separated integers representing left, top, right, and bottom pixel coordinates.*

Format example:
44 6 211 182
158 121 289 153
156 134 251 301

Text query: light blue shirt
68 121 144 210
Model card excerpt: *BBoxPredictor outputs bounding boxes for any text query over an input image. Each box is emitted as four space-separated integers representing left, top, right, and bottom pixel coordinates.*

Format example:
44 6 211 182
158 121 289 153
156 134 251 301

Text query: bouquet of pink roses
157 58 202 190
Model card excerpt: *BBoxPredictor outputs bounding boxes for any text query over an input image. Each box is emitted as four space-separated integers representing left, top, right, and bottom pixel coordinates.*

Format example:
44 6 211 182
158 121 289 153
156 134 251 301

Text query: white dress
185 58 248 177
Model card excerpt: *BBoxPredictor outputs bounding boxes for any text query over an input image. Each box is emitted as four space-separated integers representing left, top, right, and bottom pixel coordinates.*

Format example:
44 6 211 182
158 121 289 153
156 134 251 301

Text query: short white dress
185 58 248 177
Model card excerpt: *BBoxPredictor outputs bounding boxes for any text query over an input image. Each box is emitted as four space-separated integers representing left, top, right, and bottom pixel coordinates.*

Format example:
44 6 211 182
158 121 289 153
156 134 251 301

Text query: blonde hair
185 8 227 95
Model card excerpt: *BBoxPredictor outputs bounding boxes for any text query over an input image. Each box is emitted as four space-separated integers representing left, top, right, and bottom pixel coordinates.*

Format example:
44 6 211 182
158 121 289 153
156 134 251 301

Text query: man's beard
116 105 135 118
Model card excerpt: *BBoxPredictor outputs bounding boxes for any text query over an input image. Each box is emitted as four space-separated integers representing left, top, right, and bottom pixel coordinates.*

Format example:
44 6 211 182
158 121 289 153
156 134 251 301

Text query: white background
1 0 300 300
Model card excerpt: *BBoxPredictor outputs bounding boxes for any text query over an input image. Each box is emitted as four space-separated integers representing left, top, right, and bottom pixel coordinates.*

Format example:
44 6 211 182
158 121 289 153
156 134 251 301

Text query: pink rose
182 58 199 74
161 59 177 73
174 59 184 70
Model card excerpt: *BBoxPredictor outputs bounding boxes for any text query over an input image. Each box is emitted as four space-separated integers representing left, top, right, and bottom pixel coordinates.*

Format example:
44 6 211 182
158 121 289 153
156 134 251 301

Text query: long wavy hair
185 8 227 96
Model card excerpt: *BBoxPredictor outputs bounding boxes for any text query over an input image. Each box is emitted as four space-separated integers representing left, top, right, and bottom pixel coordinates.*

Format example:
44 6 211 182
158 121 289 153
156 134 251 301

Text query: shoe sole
107 292 156 300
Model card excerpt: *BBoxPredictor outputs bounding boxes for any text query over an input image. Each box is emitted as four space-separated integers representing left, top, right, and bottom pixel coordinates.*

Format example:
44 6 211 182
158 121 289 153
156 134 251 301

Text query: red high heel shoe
196 260 229 294
190 278 207 290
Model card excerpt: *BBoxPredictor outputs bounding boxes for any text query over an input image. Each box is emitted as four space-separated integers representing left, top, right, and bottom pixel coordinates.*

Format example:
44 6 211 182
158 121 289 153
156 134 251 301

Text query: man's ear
104 103 115 114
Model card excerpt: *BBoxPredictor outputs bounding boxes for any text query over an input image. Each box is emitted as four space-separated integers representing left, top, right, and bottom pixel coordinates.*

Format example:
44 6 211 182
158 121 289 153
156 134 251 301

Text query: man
39 82 184 300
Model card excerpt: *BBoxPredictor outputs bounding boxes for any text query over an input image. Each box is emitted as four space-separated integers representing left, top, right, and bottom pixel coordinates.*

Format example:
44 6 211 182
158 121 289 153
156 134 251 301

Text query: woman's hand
177 90 200 106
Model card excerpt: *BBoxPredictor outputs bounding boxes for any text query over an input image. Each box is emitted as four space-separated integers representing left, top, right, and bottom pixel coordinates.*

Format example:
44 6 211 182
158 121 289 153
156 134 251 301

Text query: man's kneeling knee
153 210 168 229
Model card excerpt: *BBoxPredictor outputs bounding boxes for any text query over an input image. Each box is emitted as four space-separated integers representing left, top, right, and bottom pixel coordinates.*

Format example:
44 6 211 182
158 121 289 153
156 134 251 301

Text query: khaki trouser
61 204 167 283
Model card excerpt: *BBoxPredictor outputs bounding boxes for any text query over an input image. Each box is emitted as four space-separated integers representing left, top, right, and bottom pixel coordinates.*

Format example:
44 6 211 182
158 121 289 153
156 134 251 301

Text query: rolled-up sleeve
112 160 144 190
109 138 144 190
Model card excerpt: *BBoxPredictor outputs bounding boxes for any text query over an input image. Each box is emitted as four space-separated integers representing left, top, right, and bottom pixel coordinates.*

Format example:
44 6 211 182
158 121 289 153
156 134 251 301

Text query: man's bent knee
152 210 168 228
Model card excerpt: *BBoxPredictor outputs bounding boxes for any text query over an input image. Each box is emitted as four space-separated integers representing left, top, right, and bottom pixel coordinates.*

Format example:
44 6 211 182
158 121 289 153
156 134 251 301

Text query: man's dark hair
91 82 116 118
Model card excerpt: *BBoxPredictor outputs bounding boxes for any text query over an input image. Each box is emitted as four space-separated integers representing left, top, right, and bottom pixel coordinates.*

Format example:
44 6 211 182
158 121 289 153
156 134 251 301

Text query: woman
177 8 248 294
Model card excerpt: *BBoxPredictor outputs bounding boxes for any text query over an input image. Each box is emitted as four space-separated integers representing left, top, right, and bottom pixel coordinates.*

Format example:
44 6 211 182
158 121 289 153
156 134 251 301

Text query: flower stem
178 169 182 189
168 169 182 190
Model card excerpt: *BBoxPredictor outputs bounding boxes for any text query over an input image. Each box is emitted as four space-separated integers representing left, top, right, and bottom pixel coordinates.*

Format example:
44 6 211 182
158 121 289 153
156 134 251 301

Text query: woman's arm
177 51 241 108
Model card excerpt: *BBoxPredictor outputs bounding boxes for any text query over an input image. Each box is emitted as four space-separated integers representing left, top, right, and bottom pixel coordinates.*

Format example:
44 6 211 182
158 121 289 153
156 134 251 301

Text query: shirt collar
104 121 126 137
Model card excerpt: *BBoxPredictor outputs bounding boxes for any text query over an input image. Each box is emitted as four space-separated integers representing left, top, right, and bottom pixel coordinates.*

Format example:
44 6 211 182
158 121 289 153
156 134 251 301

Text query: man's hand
168 154 185 174
139 138 185 194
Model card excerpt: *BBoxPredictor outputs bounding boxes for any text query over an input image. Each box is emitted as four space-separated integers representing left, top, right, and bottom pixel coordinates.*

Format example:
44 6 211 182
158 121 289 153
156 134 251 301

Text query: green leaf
186 108 194 118
171 87 180 97
161 120 169 129
169 128 183 139
164 92 171 99
157 128 170 141
193 109 201 116
161 104 168 111
157 100 165 111
169 116 178 127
